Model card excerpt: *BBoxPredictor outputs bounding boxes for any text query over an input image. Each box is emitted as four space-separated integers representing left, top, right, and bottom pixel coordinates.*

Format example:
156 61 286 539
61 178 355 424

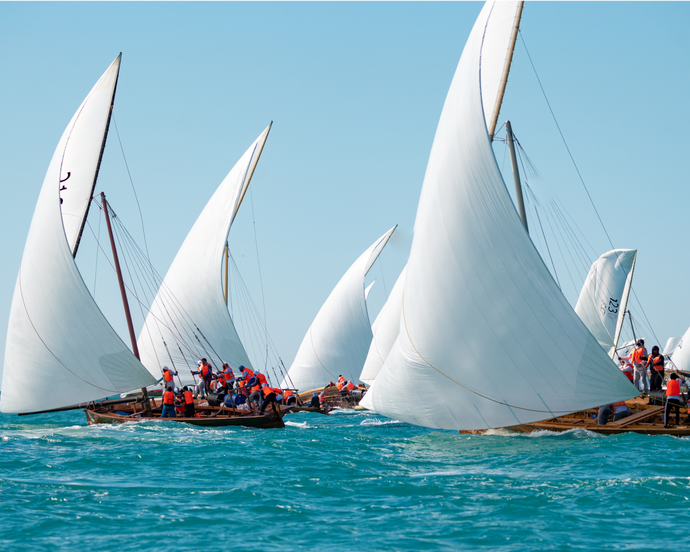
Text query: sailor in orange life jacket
181 386 195 418
221 363 236 390
190 361 207 399
260 385 277 414
199 358 214 396
645 345 665 392
612 400 630 421
620 339 649 394
664 373 686 427
161 386 176 418
283 389 296 406
161 366 178 392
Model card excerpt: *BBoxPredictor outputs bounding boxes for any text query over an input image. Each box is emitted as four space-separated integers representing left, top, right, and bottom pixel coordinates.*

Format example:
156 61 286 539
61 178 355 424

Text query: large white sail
360 266 406 385
137 125 271 385
671 327 690 372
281 226 396 391
361 2 635 430
60 56 121 256
574 249 637 354
1 56 157 414
664 336 682 357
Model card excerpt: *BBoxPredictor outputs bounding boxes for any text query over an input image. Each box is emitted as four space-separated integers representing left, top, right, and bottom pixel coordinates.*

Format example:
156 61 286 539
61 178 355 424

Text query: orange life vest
262 386 274 398
163 369 173 382
242 367 255 379
632 347 646 364
163 390 175 406
337 382 345 391
347 382 355 391
218 376 227 387
613 401 626 407
183 390 194 405
201 363 211 377
666 379 681 397
257 373 268 387
650 355 664 372
284 389 293 398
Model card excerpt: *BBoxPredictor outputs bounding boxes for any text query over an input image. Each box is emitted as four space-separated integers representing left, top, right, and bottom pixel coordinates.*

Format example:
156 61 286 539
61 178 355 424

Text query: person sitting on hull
161 386 176 418
646 346 665 392
161 366 178 392
283 389 296 406
664 373 686 428
612 401 630 421
597 404 612 425
308 392 320 409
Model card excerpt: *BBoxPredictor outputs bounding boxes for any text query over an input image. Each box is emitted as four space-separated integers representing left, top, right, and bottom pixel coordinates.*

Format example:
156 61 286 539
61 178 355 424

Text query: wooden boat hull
459 399 690 437
85 402 287 429
297 385 366 409
289 406 330 415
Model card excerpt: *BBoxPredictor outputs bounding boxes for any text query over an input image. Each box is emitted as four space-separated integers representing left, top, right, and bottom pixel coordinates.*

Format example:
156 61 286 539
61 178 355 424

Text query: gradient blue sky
1 2 688 378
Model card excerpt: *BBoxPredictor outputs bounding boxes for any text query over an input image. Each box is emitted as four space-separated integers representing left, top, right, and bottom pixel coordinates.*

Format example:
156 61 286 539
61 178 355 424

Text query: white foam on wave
285 420 313 429
360 417 404 427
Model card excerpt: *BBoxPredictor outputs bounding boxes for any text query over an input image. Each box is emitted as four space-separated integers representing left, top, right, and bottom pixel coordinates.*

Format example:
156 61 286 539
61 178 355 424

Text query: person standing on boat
621 339 649 394
161 386 176 418
664 373 685 427
191 361 206 399
182 386 195 418
222 363 236 390
199 358 214 396
161 366 178 392
646 346 665 391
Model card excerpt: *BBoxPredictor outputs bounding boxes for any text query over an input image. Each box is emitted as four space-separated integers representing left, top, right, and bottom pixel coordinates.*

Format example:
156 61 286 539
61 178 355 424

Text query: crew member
182 386 195 418
612 401 630 421
161 366 178 392
222 363 236 390
161 386 176 418
284 389 296 406
646 346 665 391
199 358 214 396
597 404 612 425
191 361 206 399
621 339 648 394
309 392 320 409
619 360 634 382
664 373 686 427
260 385 278 414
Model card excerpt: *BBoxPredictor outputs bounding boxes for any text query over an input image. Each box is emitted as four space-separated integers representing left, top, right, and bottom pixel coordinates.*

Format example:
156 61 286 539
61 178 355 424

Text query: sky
0 1 689 381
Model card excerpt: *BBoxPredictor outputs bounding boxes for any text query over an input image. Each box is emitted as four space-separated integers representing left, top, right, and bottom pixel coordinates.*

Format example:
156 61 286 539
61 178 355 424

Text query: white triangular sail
361 1 635 430
574 249 637 355
360 266 406 385
1 56 157 414
671 327 690 372
281 226 396 391
364 281 376 301
664 336 682 357
137 125 271 385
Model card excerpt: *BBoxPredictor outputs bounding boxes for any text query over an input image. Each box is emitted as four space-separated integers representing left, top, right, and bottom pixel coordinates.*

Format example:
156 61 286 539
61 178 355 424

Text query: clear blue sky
1 2 688 379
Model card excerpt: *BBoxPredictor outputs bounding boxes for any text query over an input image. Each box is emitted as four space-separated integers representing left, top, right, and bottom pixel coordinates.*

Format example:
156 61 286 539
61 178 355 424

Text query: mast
101 192 140 360
224 241 229 306
505 120 528 233
487 2 523 141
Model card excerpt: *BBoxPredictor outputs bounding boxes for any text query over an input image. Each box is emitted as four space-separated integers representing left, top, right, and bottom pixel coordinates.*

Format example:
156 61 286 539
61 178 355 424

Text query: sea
1 408 687 551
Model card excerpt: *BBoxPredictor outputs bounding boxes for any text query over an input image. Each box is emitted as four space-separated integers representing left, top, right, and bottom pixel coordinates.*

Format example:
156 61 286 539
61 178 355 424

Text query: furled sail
1 56 157 414
361 1 635 430
281 226 396 391
671 327 690 372
360 266 406 385
137 125 271 384
574 249 637 355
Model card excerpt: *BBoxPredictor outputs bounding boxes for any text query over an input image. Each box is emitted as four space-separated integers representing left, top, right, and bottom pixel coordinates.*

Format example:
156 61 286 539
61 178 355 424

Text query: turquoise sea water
1 408 688 551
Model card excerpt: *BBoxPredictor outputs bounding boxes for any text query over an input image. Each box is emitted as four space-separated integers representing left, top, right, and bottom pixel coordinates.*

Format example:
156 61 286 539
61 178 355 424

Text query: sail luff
610 252 636 358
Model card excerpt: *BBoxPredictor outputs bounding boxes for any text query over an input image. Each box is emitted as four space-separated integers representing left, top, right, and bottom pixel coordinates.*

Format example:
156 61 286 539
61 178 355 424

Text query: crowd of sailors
158 359 297 418
596 338 689 428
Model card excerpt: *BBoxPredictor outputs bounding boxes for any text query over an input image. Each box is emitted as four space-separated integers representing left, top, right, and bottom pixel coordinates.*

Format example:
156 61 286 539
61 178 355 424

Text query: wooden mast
101 192 151 407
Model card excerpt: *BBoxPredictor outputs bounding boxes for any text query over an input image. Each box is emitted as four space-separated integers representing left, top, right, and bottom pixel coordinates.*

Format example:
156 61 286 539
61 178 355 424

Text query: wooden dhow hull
459 398 690 437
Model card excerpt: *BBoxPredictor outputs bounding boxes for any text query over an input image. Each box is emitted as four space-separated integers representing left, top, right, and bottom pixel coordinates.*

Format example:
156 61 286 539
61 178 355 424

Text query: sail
480 1 523 139
281 226 396 391
1 56 156 414
137 125 271 384
60 56 121 256
664 336 682 357
364 281 376 301
574 249 637 353
360 266 406 385
671 327 690 372
360 1 635 430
